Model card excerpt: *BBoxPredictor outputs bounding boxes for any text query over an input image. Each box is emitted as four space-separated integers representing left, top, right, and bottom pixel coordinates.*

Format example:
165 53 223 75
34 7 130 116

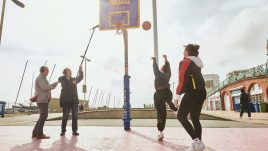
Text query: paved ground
1 112 268 151
1 126 268 151
202 111 268 125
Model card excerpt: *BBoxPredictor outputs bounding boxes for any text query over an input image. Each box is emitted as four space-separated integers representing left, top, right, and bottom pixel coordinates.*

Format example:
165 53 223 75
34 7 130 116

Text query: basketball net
115 22 123 35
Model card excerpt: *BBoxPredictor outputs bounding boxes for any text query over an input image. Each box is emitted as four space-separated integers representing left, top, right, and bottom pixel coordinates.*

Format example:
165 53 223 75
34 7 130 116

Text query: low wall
48 109 224 120
79 109 173 119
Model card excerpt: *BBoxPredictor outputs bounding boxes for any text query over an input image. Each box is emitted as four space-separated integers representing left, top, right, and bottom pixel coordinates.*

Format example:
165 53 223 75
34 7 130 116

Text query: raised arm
152 55 171 79
152 57 161 77
75 66 84 83
36 77 57 91
163 54 171 76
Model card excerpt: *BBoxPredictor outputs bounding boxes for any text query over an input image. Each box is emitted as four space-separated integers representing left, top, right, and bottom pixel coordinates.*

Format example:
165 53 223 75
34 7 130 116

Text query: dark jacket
240 92 250 106
58 70 83 107
176 57 205 95
153 59 171 90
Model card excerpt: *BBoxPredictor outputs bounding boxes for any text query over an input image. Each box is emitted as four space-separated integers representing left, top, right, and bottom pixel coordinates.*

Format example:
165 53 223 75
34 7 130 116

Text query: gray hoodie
153 59 171 90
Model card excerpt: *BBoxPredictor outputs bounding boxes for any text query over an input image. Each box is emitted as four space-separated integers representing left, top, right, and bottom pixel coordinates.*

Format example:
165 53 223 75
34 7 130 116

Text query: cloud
164 0 268 80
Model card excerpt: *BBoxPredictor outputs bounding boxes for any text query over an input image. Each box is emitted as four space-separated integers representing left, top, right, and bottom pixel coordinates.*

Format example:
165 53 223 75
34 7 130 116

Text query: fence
207 63 268 97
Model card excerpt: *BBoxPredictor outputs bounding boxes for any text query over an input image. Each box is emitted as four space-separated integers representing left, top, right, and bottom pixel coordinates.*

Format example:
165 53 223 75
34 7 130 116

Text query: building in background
206 92 221 111
220 72 268 111
203 74 220 110
206 67 268 112
203 74 220 92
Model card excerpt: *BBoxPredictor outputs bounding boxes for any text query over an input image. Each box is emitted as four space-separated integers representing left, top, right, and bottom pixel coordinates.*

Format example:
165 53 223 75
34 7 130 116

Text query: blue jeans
61 104 79 133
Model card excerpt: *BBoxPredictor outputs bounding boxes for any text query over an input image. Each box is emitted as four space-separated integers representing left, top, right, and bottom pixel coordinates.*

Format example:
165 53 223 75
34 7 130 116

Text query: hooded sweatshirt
153 59 171 90
176 56 205 95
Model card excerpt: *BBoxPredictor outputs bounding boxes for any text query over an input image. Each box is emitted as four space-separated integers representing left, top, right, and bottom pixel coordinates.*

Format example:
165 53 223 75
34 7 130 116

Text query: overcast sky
0 0 268 107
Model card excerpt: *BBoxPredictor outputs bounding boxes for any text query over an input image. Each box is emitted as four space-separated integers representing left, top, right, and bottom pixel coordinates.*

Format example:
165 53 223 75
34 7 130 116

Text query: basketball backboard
99 0 140 31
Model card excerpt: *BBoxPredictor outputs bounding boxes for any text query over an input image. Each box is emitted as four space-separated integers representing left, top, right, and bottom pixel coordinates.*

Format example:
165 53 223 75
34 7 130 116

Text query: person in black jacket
58 66 83 136
240 89 251 119
174 44 206 151
152 54 177 141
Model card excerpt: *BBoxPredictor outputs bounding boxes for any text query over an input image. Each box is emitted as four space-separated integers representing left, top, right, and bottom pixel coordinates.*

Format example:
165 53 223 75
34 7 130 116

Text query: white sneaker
186 138 205 151
157 132 164 141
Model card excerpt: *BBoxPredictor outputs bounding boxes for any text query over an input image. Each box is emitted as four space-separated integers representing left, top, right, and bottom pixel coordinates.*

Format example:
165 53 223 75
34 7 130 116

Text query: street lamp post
0 0 25 44
80 55 91 110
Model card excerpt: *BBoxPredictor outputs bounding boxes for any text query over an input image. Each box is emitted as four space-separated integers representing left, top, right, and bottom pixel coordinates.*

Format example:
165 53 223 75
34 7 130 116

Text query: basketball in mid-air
142 21 151 31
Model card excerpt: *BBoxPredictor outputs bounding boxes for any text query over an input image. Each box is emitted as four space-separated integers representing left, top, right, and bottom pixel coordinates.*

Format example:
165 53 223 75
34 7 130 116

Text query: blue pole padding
123 74 131 130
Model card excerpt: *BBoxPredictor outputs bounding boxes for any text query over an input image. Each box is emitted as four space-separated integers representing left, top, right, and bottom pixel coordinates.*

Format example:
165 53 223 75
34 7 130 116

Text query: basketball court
2 126 268 151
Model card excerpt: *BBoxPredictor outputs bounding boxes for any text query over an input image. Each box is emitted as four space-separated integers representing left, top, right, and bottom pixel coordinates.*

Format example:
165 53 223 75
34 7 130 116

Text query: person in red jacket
174 44 207 151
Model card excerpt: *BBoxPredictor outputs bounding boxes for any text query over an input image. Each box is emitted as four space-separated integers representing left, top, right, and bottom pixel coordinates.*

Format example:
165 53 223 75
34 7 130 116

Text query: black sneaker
60 132 65 136
73 132 79 136
36 134 50 139
32 133 37 138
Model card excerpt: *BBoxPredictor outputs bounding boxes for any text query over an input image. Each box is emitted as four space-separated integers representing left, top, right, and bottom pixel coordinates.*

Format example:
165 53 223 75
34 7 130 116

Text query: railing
207 63 268 97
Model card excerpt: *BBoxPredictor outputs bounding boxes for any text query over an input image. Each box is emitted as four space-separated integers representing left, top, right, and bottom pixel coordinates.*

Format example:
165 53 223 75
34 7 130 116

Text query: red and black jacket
176 58 205 95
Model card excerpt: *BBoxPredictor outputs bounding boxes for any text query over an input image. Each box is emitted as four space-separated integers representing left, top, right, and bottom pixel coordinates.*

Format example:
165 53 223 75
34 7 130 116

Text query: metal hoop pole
122 29 131 131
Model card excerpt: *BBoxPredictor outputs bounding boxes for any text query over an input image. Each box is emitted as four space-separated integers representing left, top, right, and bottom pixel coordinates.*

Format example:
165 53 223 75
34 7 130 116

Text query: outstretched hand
173 94 181 108
163 54 168 61
53 82 58 87
79 65 83 71
72 80 77 85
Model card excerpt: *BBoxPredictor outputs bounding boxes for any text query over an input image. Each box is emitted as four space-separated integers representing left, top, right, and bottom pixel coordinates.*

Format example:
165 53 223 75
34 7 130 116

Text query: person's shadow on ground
10 136 87 151
48 136 87 151
9 139 44 151
130 131 216 151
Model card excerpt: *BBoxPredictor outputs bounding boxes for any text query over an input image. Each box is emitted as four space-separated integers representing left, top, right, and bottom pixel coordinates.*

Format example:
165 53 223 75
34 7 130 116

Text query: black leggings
177 88 206 140
154 88 176 131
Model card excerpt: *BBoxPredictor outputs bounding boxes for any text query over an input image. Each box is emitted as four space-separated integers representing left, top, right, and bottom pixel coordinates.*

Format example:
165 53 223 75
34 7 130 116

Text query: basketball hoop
115 22 123 35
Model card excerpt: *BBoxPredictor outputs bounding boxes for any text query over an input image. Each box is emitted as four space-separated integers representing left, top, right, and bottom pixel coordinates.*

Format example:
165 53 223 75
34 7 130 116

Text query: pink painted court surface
1 126 268 151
